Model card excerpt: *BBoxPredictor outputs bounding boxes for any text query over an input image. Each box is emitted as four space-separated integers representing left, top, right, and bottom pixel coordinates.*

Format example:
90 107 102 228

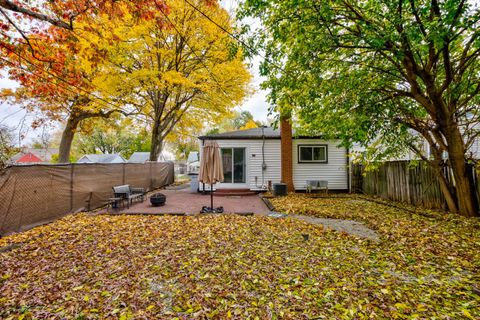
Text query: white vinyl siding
199 138 348 191
293 139 348 190
200 139 282 190
470 138 480 159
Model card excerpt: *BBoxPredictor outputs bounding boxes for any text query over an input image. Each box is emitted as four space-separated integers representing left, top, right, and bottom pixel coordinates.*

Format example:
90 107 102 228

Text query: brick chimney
280 115 295 192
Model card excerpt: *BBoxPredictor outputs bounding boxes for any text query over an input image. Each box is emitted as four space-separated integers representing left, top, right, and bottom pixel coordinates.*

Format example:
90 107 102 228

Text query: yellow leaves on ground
0 195 479 319
271 194 480 317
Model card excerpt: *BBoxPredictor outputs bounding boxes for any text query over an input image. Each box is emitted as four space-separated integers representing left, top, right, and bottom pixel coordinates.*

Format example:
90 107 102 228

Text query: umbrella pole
211 151 215 211
211 183 214 210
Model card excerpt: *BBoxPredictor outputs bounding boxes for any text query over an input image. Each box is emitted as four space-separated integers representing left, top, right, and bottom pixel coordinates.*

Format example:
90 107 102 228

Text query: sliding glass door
221 148 245 183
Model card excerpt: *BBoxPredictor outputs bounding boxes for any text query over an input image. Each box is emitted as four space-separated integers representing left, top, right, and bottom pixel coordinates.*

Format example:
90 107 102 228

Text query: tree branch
0 0 73 30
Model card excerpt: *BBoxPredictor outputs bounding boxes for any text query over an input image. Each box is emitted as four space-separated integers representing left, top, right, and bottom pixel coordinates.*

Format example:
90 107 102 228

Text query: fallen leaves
0 195 479 319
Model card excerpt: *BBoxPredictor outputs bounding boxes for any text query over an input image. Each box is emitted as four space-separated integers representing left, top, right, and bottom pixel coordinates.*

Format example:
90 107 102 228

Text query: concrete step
214 189 257 197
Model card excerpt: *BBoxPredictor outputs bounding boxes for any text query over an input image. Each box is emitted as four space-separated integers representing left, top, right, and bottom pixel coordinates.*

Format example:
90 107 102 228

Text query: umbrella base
200 206 224 214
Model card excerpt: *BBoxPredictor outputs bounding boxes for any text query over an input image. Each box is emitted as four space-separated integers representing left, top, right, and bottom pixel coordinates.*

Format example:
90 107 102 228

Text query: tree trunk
58 115 80 163
150 120 162 161
431 161 458 213
447 129 478 217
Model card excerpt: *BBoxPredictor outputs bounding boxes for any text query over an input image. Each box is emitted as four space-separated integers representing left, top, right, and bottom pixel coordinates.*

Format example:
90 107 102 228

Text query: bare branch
0 0 73 30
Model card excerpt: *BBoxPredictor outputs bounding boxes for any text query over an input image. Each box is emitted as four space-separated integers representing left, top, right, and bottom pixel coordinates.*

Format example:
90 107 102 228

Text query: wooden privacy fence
352 160 480 210
0 162 174 236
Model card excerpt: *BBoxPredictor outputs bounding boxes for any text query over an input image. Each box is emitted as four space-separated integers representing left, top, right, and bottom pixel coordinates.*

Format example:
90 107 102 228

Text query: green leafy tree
73 119 151 159
206 110 261 134
232 111 258 129
0 125 18 170
241 0 480 217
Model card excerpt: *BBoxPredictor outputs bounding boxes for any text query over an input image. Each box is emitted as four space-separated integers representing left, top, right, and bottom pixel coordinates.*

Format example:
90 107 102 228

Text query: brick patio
101 186 270 215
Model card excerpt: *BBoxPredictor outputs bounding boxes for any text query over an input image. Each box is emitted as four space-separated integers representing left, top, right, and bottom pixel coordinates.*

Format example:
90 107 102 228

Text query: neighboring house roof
76 154 125 163
10 148 59 163
127 151 175 163
128 152 151 163
16 153 43 163
198 127 324 140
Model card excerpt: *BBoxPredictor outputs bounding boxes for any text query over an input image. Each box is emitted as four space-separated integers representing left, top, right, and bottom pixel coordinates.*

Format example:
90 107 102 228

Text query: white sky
221 0 270 121
0 0 270 146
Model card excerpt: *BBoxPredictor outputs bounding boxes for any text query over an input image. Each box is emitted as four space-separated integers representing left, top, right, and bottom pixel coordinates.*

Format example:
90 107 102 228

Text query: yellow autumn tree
77 0 252 160
240 119 258 130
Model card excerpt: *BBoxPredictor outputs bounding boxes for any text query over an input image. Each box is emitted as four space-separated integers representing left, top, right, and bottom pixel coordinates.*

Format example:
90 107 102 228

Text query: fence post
70 164 74 212
406 163 411 204
149 162 153 190
122 163 126 185
466 162 479 211
4 167 20 233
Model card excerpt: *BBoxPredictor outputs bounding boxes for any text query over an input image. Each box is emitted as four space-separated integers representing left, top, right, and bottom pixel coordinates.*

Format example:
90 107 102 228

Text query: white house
76 154 126 164
186 151 200 173
198 127 349 191
377 127 480 161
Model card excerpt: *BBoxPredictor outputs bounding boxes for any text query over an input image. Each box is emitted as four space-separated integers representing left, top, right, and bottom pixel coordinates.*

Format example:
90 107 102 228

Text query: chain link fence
0 162 174 236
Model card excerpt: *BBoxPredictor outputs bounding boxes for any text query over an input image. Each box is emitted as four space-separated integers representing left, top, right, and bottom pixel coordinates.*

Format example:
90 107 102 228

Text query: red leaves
0 0 170 59
0 21 10 31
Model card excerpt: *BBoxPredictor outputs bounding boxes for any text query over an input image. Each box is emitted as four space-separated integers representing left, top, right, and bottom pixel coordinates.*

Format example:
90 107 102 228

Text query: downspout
262 126 267 189
255 126 268 190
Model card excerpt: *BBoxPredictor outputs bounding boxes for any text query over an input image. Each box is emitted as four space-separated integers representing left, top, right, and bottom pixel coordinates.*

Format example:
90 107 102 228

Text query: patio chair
306 180 328 194
112 184 145 208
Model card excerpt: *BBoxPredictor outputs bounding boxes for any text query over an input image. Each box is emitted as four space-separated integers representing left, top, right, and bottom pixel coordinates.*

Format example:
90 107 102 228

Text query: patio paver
99 187 270 215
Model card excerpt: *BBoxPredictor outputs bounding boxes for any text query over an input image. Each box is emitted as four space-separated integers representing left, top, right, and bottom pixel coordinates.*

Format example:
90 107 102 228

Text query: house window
298 145 328 163
221 148 246 183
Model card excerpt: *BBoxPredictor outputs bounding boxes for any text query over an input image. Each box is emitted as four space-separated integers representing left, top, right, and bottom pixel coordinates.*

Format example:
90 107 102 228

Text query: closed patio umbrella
199 140 224 212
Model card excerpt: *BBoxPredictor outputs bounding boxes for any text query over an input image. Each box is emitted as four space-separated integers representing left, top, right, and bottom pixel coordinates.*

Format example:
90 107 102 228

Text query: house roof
16 153 43 163
199 127 281 140
77 154 125 163
128 152 151 163
198 127 324 140
10 148 59 163
127 151 175 163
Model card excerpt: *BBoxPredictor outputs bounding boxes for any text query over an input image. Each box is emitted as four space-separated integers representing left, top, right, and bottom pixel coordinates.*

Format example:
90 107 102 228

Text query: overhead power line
0 56 204 140
0 108 24 125
154 0 230 98
0 55 125 115
183 0 286 73
1 46 123 111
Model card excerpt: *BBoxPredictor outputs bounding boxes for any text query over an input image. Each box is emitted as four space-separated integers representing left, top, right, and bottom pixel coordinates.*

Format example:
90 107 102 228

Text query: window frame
297 144 328 163
220 147 246 183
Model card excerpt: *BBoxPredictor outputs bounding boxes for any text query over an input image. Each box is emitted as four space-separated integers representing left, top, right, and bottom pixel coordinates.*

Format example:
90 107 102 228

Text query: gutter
198 135 340 140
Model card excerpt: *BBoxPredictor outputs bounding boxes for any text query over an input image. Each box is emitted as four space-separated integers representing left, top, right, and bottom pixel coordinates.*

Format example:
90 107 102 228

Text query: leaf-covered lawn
0 195 479 319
